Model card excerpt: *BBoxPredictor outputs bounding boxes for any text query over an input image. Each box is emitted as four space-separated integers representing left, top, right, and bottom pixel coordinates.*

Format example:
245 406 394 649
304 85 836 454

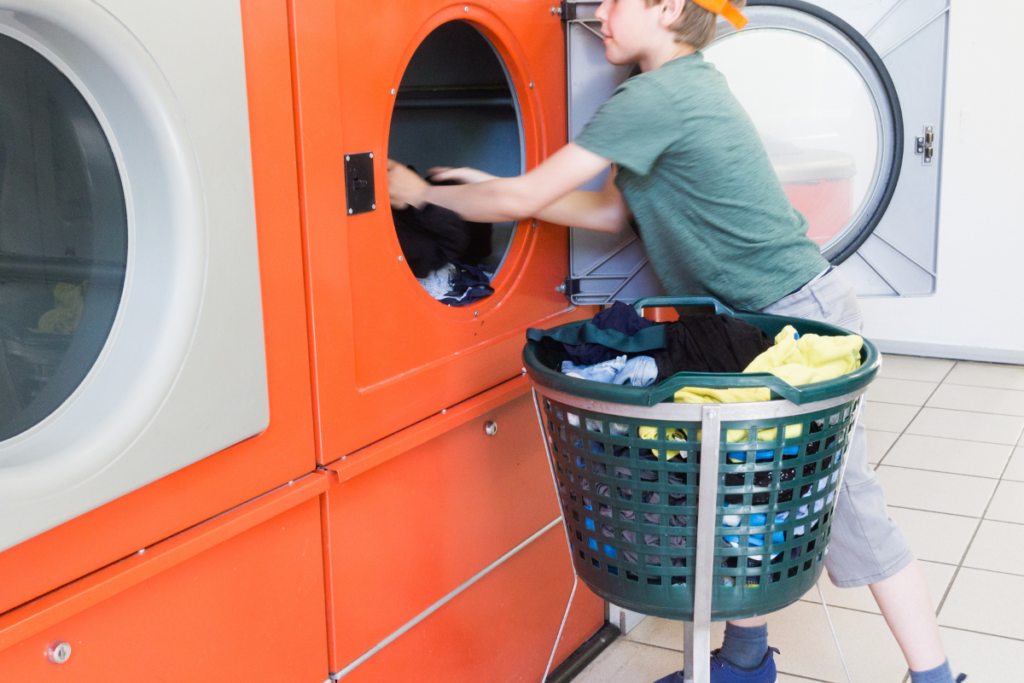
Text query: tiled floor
572 355 1024 683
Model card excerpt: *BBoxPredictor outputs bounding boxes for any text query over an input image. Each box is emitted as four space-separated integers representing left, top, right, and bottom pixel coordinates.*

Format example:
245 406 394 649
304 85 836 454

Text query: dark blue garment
439 261 495 307
565 301 656 366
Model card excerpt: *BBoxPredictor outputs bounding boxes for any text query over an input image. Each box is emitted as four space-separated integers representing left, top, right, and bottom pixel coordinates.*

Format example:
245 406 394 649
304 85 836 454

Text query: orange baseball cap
689 0 748 29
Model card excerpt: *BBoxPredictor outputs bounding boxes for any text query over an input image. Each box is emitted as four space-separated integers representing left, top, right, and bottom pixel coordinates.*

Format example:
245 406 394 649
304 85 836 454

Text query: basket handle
641 369 808 404
632 296 739 317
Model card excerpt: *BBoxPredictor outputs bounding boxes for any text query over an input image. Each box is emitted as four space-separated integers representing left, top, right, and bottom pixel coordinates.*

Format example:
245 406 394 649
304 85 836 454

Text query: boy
387 1 962 681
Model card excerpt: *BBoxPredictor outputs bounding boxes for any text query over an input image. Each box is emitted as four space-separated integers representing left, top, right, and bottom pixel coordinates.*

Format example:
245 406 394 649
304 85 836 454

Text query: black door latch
344 152 376 215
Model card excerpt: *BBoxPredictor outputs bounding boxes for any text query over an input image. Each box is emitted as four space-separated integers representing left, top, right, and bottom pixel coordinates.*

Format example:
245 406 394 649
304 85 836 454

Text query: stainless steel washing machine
0 0 269 550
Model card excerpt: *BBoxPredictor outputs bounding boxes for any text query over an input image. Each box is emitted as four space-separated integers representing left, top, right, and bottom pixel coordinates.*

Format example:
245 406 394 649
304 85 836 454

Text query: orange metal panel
291 0 593 464
0 495 328 683
0 473 329 651
323 374 529 479
324 391 561 670
0 0 316 615
341 525 575 682
550 582 606 670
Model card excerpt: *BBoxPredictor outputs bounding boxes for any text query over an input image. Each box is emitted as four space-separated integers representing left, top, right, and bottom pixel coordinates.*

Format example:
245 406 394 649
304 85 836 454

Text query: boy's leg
751 269 951 675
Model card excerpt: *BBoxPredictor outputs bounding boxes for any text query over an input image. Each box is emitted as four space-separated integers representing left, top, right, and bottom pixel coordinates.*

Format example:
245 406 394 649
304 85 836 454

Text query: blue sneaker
653 647 779 683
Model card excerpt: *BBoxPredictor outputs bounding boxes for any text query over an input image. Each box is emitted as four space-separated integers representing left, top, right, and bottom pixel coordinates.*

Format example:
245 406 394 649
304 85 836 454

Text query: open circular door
704 0 903 265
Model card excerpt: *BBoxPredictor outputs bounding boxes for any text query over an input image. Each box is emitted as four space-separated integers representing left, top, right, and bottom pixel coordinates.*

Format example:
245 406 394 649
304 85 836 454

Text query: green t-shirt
574 52 828 311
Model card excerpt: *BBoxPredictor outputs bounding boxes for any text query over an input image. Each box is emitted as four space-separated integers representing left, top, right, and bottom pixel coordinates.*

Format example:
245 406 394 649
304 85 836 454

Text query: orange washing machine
289 0 603 679
0 1 330 680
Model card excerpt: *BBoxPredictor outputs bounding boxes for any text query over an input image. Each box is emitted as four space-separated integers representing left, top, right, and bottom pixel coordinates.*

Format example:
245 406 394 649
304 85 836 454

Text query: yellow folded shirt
652 325 863 444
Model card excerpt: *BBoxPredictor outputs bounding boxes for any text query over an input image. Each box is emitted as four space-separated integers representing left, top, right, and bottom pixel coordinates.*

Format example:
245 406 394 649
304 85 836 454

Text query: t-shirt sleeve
573 77 676 176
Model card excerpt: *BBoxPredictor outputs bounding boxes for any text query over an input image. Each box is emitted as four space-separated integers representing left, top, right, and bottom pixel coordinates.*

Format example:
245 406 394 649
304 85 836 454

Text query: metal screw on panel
529 83 534 89
474 310 479 317
555 283 566 294
391 88 396 95
47 641 71 664
484 421 498 436
345 155 350 161
398 255 404 262
348 208 353 215
371 204 376 210
464 5 469 11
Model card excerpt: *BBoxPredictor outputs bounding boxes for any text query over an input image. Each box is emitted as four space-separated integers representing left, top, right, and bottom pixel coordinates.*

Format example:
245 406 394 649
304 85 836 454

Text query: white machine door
563 0 948 304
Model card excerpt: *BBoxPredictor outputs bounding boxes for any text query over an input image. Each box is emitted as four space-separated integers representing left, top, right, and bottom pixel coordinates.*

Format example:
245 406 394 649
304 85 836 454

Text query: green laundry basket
524 297 880 622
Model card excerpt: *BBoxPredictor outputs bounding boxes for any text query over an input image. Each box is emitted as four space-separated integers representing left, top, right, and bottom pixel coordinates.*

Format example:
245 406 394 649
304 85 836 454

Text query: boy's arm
388 143 627 232
533 168 628 233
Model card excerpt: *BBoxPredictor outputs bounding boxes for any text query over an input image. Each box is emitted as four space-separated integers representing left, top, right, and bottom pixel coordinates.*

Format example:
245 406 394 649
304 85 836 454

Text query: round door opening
704 4 902 263
0 35 128 440
388 20 523 306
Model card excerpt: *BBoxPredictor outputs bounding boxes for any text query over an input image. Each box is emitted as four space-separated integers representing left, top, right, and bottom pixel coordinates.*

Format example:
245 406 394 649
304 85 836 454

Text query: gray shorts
761 268 914 587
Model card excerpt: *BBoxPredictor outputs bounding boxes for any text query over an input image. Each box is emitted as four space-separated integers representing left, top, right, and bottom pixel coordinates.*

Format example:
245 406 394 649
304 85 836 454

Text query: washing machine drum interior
0 33 127 440
388 20 523 302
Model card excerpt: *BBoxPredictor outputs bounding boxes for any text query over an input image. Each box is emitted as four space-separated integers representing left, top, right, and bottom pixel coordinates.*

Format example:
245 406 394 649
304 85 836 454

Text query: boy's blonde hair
645 0 747 50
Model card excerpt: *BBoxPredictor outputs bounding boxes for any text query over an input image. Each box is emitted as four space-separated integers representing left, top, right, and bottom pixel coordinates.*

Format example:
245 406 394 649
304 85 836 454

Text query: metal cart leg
684 406 722 683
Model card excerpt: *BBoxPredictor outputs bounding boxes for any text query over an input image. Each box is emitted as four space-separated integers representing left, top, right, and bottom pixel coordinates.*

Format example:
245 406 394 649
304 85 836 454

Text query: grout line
932 442 1016 622
938 624 1024 643
874 463 1006 481
887 504 986 521
956 564 1024 580
872 363 953 471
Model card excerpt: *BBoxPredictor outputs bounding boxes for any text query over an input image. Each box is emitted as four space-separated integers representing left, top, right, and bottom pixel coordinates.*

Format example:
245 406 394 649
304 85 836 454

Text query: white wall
860 1 1024 363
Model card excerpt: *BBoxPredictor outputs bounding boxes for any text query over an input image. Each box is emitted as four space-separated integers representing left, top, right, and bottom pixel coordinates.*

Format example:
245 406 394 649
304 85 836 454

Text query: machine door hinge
559 1 600 23
344 152 376 215
556 277 581 297
915 126 935 164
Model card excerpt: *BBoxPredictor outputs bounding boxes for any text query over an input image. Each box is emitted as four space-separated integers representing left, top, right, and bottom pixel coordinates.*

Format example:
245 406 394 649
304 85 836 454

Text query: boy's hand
427 167 497 184
387 159 429 209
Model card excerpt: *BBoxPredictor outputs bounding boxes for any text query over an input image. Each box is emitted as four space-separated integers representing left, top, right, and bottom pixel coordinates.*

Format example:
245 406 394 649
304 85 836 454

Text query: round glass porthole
704 1 902 264
388 20 524 306
0 34 127 440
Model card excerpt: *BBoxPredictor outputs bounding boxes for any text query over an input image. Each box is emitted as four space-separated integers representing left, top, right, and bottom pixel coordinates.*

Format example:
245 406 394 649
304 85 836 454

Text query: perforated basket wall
538 392 862 621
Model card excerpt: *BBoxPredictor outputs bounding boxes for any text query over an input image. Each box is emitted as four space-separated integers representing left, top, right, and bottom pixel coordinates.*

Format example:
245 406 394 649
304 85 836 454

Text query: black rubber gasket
741 0 904 265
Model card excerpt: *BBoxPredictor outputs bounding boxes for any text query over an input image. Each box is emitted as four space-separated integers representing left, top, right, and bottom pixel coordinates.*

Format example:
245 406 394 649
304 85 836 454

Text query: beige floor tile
625 616 723 651
881 435 1012 478
938 567 1024 639
777 676 829 682
940 626 1024 681
1004 447 1024 481
878 355 955 383
927 383 1024 417
905 408 1024 445
984 480 1024 524
944 360 1024 391
866 430 899 465
573 640 687 683
887 508 979 565
963 519 1024 575
868 378 939 406
801 561 955 615
767 601 908 683
864 402 920 433
876 466 997 517
628 603 907 683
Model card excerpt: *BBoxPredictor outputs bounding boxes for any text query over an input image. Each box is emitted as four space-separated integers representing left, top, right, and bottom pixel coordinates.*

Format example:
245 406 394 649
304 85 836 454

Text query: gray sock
909 660 957 683
717 622 769 669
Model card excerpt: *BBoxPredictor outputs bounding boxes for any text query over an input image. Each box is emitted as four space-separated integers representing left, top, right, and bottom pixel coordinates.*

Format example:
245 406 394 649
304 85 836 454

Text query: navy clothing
564 301 657 366
438 262 494 307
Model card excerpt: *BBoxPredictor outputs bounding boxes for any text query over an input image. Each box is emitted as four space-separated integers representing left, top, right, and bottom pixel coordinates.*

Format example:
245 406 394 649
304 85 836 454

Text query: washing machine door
563 0 948 303
0 0 269 552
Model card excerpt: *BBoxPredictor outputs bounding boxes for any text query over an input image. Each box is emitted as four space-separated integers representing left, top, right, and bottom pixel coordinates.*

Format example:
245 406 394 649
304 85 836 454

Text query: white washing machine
563 0 949 303
0 0 268 550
